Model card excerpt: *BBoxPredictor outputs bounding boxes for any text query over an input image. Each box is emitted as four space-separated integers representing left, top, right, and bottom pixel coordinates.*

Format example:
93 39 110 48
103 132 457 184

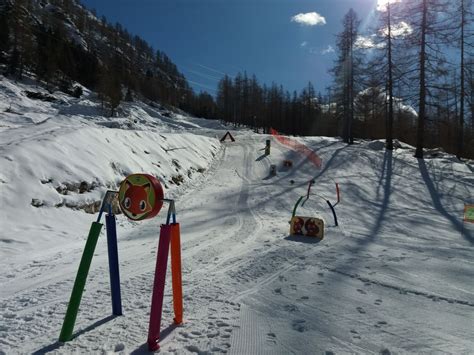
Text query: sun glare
376 0 401 12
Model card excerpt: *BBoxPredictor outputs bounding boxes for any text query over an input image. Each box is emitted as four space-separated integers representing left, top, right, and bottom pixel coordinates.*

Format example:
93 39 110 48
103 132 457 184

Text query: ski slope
1 76 474 354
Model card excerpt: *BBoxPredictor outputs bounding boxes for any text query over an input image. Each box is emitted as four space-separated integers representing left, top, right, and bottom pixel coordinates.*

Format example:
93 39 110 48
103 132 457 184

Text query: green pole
291 196 304 219
59 222 103 342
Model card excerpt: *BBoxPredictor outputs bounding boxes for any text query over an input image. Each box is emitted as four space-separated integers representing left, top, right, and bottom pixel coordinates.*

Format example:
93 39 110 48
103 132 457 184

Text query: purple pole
105 213 122 316
147 224 172 351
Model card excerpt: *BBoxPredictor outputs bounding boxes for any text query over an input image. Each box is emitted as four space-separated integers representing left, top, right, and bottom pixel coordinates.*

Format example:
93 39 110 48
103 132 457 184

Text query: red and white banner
270 128 322 168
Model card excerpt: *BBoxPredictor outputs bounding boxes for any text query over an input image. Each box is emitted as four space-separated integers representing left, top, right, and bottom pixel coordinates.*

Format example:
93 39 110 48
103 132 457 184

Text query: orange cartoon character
118 174 164 221
291 217 305 235
304 218 321 237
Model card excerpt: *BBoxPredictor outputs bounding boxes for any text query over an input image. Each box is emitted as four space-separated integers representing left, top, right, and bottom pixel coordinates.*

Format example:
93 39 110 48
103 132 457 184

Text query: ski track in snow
2 134 474 354
1 78 474 354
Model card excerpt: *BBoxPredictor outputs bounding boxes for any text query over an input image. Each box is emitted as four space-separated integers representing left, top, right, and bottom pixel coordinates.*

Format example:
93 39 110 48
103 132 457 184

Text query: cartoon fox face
118 173 164 221
305 219 320 236
293 217 305 235
121 181 152 219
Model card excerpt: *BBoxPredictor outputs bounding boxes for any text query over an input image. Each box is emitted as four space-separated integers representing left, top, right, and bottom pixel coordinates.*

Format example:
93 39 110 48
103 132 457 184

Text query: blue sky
81 0 380 96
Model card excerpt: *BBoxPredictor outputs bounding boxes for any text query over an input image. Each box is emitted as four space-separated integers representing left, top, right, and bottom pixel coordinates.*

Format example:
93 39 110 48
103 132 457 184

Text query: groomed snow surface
1 76 474 354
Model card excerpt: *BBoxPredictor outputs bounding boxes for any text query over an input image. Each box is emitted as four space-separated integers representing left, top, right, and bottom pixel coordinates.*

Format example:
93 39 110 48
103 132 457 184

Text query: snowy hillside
0 76 224 258
1 75 474 354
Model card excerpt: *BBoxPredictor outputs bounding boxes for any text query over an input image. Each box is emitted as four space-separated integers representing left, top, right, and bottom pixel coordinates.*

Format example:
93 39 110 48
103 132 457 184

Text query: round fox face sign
118 174 164 221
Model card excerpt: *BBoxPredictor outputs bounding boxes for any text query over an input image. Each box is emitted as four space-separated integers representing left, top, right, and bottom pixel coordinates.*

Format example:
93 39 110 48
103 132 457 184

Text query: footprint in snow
356 307 366 314
216 320 230 327
210 346 226 353
350 329 362 339
292 319 307 333
180 331 199 339
207 331 219 338
221 332 231 339
284 304 298 313
266 332 277 344
114 343 125 352
375 299 383 305
357 289 367 295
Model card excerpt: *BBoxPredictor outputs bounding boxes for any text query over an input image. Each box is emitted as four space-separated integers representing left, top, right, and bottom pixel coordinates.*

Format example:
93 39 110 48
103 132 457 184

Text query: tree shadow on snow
417 158 473 244
318 150 394 278
310 143 350 183
369 149 393 239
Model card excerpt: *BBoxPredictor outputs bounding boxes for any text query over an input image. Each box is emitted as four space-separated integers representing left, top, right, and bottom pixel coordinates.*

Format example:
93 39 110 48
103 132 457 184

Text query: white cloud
321 45 335 54
291 12 326 26
355 22 412 52
300 41 308 47
383 21 413 37
355 35 385 49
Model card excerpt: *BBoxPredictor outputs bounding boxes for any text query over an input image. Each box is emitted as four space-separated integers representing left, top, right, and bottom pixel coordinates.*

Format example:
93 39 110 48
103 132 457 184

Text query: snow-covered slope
0 76 225 258
1 76 474 354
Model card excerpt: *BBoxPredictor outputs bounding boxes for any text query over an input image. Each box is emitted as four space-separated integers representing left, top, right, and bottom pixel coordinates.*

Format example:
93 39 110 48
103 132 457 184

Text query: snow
1 75 474 354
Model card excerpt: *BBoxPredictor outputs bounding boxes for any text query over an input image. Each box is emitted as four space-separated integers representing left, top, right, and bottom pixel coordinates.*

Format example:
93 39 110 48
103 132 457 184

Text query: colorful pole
335 183 340 204
292 196 304 219
106 213 122 316
326 200 338 226
170 223 183 324
306 180 315 199
59 222 103 342
147 224 172 351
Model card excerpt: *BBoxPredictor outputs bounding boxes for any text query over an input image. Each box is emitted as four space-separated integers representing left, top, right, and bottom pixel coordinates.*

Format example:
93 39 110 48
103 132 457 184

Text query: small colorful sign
118 174 164 221
290 216 324 239
464 205 474 223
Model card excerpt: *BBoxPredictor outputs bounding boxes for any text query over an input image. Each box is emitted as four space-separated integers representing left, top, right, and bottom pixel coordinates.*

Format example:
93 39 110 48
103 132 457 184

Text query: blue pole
106 213 122 315
172 201 176 224
326 200 338 227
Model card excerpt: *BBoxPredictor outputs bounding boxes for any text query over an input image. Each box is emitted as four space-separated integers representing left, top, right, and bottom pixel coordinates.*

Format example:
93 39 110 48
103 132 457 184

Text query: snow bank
0 76 221 260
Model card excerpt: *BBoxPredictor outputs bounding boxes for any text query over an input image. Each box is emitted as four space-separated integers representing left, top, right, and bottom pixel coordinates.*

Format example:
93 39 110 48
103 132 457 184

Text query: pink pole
336 183 340 203
147 224 172 351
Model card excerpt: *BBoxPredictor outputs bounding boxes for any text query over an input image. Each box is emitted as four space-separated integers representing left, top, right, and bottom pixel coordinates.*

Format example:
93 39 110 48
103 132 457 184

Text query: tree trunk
349 14 354 144
386 2 394 150
415 0 427 159
457 0 465 159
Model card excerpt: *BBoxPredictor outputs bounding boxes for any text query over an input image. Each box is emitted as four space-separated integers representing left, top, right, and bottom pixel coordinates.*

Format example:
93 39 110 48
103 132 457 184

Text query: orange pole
170 223 183 324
